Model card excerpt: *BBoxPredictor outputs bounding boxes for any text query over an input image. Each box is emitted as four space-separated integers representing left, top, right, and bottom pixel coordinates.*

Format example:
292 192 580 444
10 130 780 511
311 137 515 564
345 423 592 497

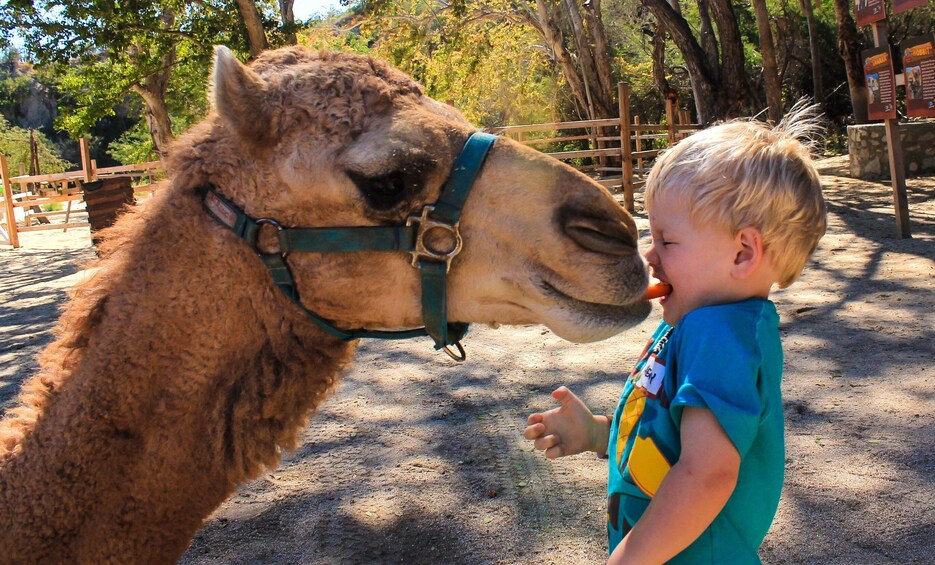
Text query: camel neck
0 186 356 562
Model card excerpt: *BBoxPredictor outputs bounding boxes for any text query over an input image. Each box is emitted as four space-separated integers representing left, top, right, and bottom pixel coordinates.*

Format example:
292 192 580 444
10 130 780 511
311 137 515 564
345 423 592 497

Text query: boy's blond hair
645 102 827 288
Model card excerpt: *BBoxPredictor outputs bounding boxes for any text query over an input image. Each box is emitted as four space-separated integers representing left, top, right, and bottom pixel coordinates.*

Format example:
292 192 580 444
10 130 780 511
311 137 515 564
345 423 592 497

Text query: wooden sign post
856 0 914 238
871 23 911 238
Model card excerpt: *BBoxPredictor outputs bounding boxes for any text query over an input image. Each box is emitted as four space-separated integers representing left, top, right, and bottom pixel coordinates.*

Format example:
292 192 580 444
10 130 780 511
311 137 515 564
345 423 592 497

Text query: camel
0 46 651 563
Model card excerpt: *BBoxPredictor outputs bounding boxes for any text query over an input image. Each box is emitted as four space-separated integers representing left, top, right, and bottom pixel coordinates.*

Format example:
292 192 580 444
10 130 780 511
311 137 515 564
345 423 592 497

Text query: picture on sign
855 0 886 27
892 0 928 15
902 36 935 118
863 46 898 120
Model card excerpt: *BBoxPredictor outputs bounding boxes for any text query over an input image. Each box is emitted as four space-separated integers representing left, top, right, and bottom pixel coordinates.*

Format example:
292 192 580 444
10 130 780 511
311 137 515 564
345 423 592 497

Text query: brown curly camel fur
0 46 650 563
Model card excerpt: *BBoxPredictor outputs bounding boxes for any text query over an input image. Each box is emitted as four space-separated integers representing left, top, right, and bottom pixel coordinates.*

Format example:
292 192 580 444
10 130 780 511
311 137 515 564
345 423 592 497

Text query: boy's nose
643 242 658 264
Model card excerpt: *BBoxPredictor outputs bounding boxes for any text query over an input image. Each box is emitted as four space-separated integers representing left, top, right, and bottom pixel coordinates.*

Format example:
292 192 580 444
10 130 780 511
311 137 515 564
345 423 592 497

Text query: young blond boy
524 107 827 564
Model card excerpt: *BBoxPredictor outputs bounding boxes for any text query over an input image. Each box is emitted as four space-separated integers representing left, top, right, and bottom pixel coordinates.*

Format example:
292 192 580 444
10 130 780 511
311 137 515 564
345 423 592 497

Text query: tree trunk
642 0 720 123
129 32 176 162
131 74 174 162
279 0 297 45
751 0 783 123
707 0 750 117
582 0 617 115
832 0 868 123
800 0 823 102
236 0 269 58
697 0 719 81
554 0 615 117
651 25 671 97
529 0 590 117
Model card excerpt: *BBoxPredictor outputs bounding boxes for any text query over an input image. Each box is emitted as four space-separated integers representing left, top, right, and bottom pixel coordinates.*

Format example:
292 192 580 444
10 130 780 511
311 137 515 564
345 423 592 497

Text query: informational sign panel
863 46 898 120
893 0 928 15
902 36 935 118
855 0 886 26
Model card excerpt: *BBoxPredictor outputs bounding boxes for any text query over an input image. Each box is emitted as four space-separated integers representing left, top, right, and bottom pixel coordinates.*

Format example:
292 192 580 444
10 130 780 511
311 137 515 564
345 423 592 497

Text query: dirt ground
1 156 933 564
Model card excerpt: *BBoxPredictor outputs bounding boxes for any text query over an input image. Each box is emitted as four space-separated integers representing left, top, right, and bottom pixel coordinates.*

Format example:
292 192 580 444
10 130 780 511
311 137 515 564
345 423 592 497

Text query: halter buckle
406 205 463 273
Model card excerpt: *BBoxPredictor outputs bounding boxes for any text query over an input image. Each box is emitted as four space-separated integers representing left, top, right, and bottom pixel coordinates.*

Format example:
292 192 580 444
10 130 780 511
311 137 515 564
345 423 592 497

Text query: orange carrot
643 280 672 300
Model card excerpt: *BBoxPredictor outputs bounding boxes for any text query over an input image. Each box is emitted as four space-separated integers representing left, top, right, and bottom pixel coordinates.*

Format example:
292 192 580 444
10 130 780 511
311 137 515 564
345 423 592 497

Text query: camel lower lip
538 279 648 322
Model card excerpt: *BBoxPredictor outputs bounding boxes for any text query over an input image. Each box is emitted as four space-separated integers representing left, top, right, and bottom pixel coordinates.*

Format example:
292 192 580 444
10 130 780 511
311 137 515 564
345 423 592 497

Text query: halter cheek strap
202 131 497 361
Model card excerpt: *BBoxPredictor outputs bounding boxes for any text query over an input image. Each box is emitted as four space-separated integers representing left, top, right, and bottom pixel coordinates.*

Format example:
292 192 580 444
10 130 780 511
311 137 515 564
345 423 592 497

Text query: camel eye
347 169 423 210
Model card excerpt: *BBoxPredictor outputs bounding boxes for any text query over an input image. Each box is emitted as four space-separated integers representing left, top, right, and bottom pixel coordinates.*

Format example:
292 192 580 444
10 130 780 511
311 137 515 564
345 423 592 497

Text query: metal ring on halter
406 205 463 273
255 218 286 257
442 341 466 362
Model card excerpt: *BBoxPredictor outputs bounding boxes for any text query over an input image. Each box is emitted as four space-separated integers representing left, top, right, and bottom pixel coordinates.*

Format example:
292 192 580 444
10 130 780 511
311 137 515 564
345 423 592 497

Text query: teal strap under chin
202 131 496 360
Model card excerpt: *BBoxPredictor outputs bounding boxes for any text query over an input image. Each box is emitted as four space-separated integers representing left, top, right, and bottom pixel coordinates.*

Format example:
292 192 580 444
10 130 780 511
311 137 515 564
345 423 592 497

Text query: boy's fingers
534 434 560 452
522 423 544 440
552 386 577 406
551 386 569 402
527 412 543 425
545 445 564 460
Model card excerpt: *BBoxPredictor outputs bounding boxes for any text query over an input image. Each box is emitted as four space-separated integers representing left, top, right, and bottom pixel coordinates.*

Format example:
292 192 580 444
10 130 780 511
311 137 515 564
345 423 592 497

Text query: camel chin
530 288 653 343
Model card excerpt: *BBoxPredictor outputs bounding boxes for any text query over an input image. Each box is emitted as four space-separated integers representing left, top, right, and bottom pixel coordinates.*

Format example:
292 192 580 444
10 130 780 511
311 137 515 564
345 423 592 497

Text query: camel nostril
562 213 638 256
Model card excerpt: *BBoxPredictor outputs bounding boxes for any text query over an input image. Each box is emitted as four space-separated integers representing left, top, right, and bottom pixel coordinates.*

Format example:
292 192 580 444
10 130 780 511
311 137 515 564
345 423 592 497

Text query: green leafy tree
302 1 564 127
0 115 71 175
0 0 294 161
346 0 618 122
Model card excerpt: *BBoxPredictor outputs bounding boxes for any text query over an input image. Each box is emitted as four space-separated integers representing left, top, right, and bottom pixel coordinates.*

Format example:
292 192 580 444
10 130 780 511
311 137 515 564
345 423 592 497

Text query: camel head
186 46 650 351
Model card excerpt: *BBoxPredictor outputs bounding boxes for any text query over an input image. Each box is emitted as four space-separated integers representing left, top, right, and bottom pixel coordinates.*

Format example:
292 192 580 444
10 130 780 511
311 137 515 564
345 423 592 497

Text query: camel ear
212 46 276 145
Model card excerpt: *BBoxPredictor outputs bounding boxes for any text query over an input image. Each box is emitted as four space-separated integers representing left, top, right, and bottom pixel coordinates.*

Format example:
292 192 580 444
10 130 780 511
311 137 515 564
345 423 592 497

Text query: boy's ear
731 227 764 279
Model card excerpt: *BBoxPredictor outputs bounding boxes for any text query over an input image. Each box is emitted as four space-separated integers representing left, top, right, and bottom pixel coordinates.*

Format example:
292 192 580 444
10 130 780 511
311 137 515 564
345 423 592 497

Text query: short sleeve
667 307 765 457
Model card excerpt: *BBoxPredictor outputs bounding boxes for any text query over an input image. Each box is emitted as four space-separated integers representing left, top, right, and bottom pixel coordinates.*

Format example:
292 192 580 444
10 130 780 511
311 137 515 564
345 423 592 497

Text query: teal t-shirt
607 298 785 563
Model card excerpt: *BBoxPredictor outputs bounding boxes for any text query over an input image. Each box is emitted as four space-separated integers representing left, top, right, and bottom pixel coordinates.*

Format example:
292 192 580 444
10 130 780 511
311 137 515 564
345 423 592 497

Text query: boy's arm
523 386 611 458
608 407 740 565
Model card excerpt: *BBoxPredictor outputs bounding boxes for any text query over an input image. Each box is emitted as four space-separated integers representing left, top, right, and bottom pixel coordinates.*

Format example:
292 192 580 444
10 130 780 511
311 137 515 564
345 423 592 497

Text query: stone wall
847 122 935 180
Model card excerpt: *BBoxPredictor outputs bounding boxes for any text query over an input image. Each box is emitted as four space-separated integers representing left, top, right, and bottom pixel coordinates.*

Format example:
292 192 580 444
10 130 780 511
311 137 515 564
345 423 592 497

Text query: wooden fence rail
1 138 164 248
488 82 700 211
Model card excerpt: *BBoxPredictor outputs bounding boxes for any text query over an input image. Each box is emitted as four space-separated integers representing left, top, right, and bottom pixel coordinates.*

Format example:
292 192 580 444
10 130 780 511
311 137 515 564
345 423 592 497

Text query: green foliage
303 0 562 127
4 0 928 159
0 57 35 123
1 0 254 138
0 114 72 173
107 119 156 165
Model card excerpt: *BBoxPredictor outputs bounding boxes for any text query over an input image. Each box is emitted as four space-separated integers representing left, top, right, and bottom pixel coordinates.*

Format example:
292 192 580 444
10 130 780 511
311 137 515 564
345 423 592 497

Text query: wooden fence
1 138 162 248
489 83 700 211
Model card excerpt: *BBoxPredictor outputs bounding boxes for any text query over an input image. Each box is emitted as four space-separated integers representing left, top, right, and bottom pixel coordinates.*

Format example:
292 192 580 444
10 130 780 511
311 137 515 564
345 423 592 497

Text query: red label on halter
206 192 238 229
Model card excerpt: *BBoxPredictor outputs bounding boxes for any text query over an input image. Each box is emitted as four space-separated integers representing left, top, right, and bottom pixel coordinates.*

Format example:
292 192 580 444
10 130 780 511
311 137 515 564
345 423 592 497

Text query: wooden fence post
1 155 21 248
618 82 635 212
665 96 677 145
79 138 94 183
634 115 643 172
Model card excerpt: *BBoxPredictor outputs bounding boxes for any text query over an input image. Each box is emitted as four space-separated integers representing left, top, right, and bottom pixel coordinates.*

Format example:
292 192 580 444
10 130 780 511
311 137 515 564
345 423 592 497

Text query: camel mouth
536 278 652 329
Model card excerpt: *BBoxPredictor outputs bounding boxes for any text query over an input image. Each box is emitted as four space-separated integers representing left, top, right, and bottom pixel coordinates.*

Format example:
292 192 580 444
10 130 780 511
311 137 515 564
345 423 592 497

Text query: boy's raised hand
523 386 610 459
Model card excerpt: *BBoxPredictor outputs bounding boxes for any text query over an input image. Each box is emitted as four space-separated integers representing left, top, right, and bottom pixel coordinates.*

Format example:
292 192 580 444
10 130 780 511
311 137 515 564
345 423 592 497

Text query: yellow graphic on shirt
616 386 647 466
628 436 671 497
616 381 672 497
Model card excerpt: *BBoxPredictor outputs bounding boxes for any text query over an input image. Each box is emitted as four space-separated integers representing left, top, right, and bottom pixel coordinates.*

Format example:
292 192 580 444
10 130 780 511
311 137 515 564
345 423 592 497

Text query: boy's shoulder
679 297 778 330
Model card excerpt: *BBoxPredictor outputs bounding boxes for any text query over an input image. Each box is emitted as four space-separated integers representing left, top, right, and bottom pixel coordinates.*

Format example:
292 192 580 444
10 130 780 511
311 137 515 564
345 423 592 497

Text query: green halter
202 131 497 361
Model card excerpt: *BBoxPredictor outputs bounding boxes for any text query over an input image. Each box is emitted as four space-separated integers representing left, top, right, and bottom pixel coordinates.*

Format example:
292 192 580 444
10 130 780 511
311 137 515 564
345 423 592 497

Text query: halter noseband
202 131 497 361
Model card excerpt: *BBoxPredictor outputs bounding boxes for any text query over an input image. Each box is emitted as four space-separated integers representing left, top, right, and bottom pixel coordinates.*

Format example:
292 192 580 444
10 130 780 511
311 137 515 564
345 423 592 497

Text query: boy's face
645 192 745 325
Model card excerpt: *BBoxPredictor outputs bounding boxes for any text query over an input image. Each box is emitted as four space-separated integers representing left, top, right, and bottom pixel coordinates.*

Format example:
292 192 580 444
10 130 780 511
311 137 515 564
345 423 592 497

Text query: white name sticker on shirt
634 355 666 397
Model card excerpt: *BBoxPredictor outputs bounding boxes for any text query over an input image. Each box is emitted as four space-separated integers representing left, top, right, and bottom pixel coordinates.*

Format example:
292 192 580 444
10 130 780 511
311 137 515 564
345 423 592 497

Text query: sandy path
1 157 932 563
